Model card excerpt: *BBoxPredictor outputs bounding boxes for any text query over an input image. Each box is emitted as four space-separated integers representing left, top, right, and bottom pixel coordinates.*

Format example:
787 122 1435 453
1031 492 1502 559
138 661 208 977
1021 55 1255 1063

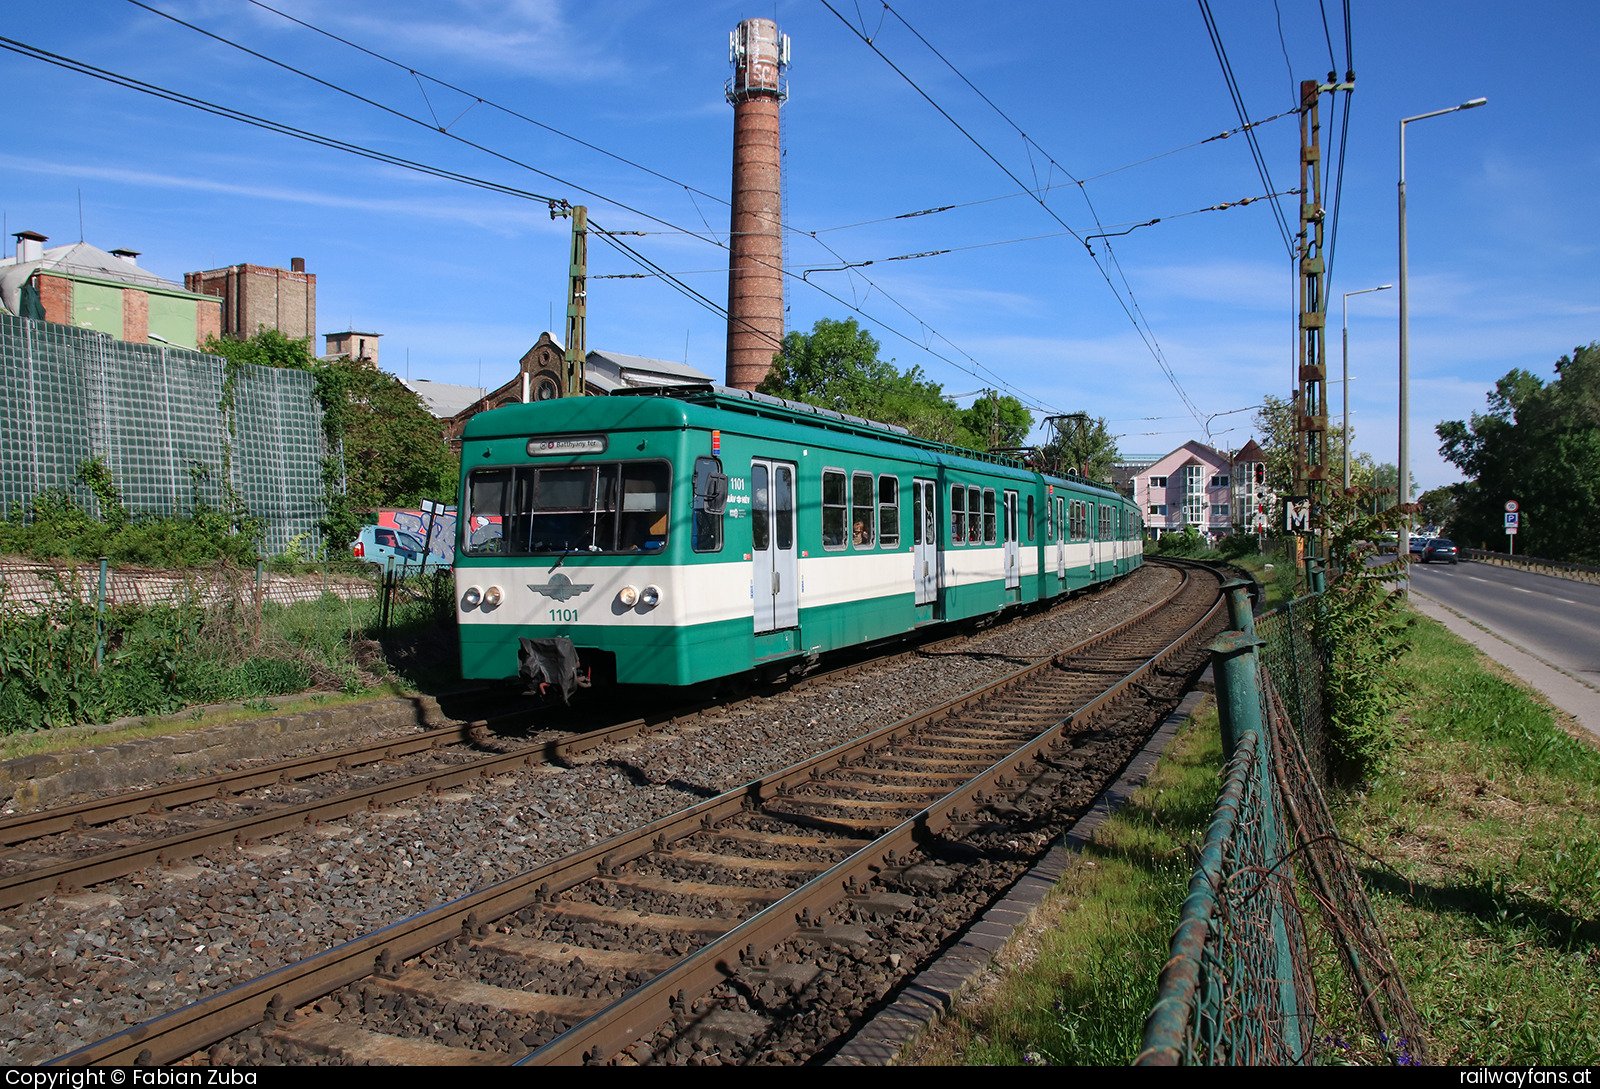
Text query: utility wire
118 0 720 246
38 11 1064 417
125 0 1053 413
806 108 1299 236
1196 0 1296 257
833 0 1206 428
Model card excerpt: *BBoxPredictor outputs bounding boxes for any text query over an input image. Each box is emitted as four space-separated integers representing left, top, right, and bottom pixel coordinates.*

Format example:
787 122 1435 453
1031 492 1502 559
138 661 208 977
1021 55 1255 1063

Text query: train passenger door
1055 497 1067 580
1088 504 1098 581
912 478 938 608
751 459 799 633
1003 490 1020 590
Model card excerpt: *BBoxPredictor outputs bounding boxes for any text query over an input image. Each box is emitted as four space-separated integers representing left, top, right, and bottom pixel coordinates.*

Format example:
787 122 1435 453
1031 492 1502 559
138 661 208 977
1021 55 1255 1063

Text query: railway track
0 579 1123 912
51 560 1223 1066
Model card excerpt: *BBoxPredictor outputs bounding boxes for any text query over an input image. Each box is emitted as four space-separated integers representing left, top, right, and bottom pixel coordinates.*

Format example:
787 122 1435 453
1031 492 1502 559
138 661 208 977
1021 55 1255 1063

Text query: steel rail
522 567 1223 1064
3 571 1149 902
51 562 1205 1067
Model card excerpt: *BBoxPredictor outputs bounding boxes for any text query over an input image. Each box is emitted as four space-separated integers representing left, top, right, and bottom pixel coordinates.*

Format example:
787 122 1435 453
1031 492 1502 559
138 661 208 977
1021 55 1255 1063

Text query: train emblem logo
527 573 595 601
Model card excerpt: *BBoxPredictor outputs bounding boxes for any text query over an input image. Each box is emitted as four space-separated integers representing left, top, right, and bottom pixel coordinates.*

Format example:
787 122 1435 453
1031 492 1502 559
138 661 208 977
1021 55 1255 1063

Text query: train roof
461 385 1131 502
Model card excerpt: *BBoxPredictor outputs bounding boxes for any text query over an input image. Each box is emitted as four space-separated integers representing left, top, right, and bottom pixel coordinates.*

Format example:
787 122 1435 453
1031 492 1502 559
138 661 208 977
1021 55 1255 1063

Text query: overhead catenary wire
827 0 1207 428
126 0 1063 415
1196 0 1296 258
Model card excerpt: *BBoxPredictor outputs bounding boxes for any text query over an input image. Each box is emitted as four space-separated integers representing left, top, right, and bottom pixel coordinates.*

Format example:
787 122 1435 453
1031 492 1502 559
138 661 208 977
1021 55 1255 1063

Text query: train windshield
463 461 671 556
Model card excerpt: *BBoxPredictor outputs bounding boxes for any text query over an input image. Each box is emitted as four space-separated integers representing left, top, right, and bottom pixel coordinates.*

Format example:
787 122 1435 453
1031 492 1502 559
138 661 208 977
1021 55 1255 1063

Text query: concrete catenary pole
724 18 790 391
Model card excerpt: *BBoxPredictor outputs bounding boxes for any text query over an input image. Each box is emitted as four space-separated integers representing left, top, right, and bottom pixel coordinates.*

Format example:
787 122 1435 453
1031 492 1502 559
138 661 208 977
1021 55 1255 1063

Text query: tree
1251 394 1357 494
759 318 1032 454
1437 344 1600 561
1041 413 1120 482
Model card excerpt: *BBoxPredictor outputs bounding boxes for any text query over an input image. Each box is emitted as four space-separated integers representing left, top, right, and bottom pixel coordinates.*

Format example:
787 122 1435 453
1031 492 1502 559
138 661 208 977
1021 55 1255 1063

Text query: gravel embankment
0 566 1179 1063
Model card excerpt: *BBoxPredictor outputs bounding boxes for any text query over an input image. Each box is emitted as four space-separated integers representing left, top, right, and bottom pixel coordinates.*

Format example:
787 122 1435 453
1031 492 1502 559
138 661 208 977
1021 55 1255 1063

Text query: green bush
1315 491 1416 783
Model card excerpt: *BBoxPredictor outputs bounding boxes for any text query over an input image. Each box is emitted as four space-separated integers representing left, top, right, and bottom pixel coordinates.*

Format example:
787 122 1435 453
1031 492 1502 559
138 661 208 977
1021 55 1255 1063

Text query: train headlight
482 585 503 608
618 585 639 607
462 586 482 608
639 585 661 608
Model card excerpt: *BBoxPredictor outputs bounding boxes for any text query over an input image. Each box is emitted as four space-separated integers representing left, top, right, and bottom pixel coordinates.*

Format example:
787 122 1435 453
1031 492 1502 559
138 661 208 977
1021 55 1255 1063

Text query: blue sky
4 1 1597 490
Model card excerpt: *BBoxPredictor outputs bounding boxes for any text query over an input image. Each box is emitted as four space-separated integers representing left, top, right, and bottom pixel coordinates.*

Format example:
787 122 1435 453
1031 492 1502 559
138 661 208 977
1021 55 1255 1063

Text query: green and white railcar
455 388 1141 691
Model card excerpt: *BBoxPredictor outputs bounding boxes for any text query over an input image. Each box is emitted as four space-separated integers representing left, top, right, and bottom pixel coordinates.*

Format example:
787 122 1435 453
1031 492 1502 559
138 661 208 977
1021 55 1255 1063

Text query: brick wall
195 295 221 345
35 274 73 324
122 289 149 343
186 264 314 341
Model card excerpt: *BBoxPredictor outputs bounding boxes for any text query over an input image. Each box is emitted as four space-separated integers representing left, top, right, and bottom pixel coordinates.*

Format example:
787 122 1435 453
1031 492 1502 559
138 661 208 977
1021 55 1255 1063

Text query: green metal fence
0 314 326 554
1138 583 1425 1066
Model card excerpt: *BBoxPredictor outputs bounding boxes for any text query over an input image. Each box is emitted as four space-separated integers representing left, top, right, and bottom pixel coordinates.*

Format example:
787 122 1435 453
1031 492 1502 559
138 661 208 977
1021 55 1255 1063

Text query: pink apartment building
1130 439 1270 540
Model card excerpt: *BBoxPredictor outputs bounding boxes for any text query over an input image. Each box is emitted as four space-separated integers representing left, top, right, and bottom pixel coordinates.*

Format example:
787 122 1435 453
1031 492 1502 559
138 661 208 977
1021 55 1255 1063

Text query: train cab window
950 485 966 545
851 472 875 548
968 486 982 544
878 475 899 548
617 463 670 551
982 489 997 545
822 469 848 550
692 456 727 554
462 461 670 556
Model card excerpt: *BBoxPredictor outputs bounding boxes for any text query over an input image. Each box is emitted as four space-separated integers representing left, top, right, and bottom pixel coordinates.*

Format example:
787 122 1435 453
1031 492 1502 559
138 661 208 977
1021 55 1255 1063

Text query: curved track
52 560 1222 1067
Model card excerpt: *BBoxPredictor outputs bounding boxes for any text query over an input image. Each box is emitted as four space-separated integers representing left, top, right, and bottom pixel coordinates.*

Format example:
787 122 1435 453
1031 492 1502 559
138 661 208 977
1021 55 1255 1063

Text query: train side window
822 469 847 550
776 465 795 551
968 486 982 544
950 485 966 545
851 472 875 548
692 456 726 553
878 475 899 549
752 464 770 552
912 483 923 546
1026 494 1035 543
982 488 997 545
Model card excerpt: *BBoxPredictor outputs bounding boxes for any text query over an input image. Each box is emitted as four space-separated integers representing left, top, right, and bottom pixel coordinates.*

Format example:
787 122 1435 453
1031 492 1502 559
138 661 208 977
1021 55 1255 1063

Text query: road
1406 559 1600 688
1393 557 1600 736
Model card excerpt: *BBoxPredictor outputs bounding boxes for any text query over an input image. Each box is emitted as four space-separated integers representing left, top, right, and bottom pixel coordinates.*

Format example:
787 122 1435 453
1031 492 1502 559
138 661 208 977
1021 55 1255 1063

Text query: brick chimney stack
724 18 790 391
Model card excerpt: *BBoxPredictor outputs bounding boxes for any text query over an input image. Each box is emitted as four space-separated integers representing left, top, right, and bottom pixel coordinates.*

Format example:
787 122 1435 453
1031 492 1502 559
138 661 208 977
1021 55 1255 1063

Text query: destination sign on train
526 435 608 456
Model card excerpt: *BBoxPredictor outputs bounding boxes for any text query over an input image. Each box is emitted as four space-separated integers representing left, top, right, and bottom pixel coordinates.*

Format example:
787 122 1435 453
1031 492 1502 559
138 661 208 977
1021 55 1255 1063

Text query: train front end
456 396 738 694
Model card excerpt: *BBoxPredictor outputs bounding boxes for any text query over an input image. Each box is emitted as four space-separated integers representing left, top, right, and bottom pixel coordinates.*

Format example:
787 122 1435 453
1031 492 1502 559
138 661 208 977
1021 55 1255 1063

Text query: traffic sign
1505 500 1519 513
1505 512 1519 527
1505 526 1518 535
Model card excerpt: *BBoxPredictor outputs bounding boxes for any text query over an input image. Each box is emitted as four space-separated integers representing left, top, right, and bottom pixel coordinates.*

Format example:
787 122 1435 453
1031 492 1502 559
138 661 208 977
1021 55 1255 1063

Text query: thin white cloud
0 153 563 235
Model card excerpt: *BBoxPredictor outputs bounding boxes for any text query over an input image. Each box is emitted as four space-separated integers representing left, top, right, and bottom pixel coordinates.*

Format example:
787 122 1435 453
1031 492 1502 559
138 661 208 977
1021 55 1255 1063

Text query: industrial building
1 231 221 350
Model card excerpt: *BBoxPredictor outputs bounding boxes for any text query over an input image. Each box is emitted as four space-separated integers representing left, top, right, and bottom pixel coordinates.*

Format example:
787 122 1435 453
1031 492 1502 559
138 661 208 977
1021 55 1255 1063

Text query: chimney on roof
108 248 141 266
290 257 305 273
14 231 46 263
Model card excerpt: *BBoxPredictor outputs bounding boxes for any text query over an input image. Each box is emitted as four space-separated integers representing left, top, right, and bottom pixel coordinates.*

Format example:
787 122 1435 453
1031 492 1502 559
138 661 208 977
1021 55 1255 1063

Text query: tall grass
0 572 455 731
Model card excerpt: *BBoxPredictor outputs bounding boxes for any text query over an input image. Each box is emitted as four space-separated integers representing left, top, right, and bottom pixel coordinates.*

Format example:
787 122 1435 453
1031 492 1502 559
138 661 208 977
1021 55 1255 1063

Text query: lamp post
1400 97 1486 573
1342 284 1393 490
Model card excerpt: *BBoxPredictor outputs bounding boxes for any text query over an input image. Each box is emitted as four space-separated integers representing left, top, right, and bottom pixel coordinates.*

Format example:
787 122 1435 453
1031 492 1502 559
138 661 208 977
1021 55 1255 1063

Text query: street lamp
1399 95 1485 572
1342 284 1393 490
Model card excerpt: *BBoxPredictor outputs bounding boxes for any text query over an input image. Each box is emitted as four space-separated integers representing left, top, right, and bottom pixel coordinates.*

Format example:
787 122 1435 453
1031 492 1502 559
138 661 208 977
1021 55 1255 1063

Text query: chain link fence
1139 588 1425 1066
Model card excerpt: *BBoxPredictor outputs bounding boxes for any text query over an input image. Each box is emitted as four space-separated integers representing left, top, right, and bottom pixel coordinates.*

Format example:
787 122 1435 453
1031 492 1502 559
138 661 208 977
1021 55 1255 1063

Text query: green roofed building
1 231 221 350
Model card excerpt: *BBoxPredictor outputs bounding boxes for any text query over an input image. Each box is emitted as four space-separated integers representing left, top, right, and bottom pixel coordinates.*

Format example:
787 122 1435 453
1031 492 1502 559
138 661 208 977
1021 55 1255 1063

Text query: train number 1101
549 608 580 622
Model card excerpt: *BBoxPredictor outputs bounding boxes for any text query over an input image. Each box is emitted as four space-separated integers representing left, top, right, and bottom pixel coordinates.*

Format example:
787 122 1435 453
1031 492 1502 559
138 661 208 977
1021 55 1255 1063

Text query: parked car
351 525 449 571
1420 538 1459 565
1408 536 1429 558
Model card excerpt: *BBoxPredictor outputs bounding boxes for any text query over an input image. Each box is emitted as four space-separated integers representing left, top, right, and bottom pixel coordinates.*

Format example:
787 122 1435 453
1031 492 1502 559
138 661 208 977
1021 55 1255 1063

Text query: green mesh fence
1256 594 1331 787
1140 592 1426 1066
0 314 326 554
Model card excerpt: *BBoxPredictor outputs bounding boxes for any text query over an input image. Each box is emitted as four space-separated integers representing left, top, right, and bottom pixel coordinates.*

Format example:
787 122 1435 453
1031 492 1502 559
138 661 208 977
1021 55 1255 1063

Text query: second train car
455 386 1142 694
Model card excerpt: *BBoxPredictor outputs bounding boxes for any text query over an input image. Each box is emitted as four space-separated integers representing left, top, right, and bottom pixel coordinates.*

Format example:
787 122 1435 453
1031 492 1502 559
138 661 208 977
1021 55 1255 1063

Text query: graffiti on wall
377 506 457 564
